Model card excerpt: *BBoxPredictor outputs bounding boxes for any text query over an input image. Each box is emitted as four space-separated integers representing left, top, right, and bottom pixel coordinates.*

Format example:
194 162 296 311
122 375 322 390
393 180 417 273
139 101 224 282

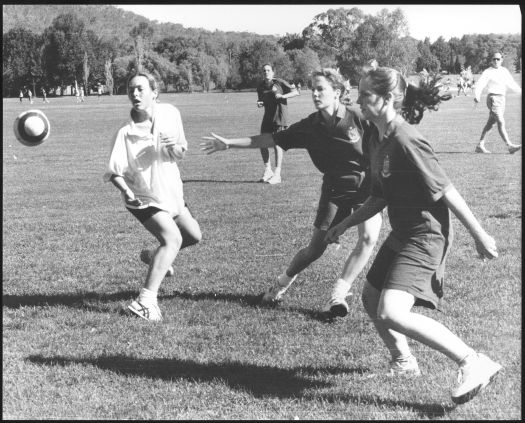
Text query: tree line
3 7 521 97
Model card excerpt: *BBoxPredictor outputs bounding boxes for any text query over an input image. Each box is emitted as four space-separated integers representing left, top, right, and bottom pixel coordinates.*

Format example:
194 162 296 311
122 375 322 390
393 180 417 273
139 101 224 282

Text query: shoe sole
330 304 349 318
451 366 501 404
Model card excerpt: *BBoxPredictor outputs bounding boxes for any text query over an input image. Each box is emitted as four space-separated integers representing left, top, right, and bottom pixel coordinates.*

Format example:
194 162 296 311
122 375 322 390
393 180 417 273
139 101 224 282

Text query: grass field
2 83 521 420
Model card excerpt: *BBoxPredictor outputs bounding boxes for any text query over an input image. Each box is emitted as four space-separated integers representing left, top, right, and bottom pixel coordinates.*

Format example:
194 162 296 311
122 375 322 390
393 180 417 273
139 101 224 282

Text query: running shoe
451 353 502 404
475 145 491 154
259 168 274 182
128 299 163 322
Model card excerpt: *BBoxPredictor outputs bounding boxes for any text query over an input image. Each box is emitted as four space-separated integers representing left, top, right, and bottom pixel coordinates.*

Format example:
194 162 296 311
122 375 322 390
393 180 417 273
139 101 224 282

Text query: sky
116 4 521 42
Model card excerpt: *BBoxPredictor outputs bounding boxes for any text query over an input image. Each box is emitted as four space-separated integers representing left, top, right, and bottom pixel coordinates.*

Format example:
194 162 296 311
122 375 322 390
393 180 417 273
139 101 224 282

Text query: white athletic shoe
388 355 421 377
266 174 282 185
451 353 502 404
259 168 274 182
140 249 174 277
128 299 163 322
322 295 350 317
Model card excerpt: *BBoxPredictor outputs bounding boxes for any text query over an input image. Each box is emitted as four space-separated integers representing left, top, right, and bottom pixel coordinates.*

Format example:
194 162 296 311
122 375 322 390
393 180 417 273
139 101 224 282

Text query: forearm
109 174 132 195
283 89 300 99
225 133 275 149
340 196 387 229
442 187 486 239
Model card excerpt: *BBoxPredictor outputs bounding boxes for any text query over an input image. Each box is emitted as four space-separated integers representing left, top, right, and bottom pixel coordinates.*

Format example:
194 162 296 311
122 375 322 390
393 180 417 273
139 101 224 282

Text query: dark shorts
366 234 449 310
127 204 191 224
314 179 369 231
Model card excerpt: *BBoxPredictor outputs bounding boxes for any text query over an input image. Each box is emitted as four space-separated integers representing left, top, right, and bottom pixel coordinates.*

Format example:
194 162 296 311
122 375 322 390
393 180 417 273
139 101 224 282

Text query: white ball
13 109 50 147
24 116 46 136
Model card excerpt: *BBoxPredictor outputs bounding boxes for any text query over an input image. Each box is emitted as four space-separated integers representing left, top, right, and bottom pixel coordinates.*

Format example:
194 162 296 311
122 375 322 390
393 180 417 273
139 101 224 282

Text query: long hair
364 67 452 124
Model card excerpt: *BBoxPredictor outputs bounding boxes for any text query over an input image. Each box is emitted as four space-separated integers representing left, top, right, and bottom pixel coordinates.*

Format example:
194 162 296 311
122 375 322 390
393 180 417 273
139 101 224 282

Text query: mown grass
2 82 521 420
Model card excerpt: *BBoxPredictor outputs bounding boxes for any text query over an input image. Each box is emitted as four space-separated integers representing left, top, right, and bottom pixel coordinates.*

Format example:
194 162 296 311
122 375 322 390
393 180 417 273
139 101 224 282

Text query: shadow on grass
26 354 337 399
308 392 455 418
26 354 452 416
2 291 138 310
165 290 334 323
2 290 334 323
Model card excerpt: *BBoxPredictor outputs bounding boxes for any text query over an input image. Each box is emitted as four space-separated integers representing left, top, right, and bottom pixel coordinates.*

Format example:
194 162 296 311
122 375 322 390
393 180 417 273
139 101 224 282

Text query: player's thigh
174 206 202 241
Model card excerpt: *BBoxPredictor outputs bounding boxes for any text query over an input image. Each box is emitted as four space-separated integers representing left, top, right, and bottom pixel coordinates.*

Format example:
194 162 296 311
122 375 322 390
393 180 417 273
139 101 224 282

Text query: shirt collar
313 103 347 125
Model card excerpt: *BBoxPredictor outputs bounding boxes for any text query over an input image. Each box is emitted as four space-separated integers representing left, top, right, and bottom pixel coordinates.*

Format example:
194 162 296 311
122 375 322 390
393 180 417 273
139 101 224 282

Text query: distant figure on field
41 87 50 103
474 52 522 154
256 63 300 184
27 88 33 104
79 85 85 102
97 83 103 99
19 89 23 102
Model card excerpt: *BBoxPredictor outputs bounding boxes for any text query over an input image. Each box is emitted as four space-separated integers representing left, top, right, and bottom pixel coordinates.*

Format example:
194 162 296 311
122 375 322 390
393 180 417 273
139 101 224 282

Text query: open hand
475 233 498 261
200 132 230 154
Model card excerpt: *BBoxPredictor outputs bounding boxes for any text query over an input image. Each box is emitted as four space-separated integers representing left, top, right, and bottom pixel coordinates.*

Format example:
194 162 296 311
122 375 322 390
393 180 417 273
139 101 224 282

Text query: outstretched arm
442 186 498 260
200 132 275 154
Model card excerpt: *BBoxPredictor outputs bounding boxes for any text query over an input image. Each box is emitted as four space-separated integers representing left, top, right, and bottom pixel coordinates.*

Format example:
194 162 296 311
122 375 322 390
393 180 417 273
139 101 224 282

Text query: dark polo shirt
273 105 372 193
369 115 453 244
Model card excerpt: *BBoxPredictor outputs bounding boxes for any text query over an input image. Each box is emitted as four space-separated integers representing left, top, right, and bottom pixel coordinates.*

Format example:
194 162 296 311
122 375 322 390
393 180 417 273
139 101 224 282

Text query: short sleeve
103 127 128 182
403 137 452 202
272 118 311 151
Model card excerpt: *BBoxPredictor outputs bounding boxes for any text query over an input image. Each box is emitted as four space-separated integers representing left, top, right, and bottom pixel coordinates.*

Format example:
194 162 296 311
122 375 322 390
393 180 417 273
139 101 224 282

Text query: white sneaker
266 174 282 185
259 168 274 182
451 353 502 404
140 249 174 277
388 355 421 377
128 299 163 322
322 296 350 317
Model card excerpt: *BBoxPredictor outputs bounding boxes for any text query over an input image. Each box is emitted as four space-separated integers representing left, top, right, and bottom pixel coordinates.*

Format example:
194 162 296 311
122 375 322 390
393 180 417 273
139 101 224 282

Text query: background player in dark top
256 63 299 184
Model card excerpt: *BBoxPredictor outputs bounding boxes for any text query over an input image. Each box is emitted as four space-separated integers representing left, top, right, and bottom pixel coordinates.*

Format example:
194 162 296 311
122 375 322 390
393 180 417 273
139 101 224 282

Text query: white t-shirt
104 103 188 217
474 66 522 101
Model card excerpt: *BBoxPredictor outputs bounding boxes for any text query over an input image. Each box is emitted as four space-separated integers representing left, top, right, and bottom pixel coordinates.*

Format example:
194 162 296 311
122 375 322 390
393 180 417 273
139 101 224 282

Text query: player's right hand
257 101 264 108
200 132 229 154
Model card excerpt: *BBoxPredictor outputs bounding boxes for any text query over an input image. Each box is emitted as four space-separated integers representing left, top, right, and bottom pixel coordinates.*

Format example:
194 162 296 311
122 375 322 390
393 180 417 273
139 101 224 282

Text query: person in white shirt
474 52 522 154
104 72 202 322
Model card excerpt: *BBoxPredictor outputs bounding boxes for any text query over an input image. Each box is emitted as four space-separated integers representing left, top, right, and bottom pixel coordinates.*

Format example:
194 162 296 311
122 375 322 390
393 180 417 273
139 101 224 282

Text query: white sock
331 278 351 299
138 287 157 306
274 167 281 176
278 272 297 288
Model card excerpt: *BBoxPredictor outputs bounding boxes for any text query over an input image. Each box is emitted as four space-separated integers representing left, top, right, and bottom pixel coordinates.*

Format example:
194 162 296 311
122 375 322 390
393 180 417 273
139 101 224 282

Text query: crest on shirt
381 154 391 178
346 126 361 143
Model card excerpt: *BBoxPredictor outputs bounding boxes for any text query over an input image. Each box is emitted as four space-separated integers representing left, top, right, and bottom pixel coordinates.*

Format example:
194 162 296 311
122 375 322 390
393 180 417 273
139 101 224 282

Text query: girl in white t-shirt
104 72 201 322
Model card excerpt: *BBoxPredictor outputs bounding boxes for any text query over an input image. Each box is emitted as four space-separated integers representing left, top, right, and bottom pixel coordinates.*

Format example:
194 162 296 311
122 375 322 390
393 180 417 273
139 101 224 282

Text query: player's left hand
475 233 498 261
200 132 230 154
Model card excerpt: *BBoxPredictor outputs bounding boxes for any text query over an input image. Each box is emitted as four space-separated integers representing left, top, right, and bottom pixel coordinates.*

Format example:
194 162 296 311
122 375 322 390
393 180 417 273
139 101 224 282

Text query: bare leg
142 211 183 294
362 281 412 360
377 289 475 364
286 228 329 277
273 145 284 177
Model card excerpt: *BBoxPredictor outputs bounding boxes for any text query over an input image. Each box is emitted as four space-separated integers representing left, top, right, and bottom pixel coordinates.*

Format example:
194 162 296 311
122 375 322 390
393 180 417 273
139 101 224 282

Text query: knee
376 305 403 328
359 230 379 250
